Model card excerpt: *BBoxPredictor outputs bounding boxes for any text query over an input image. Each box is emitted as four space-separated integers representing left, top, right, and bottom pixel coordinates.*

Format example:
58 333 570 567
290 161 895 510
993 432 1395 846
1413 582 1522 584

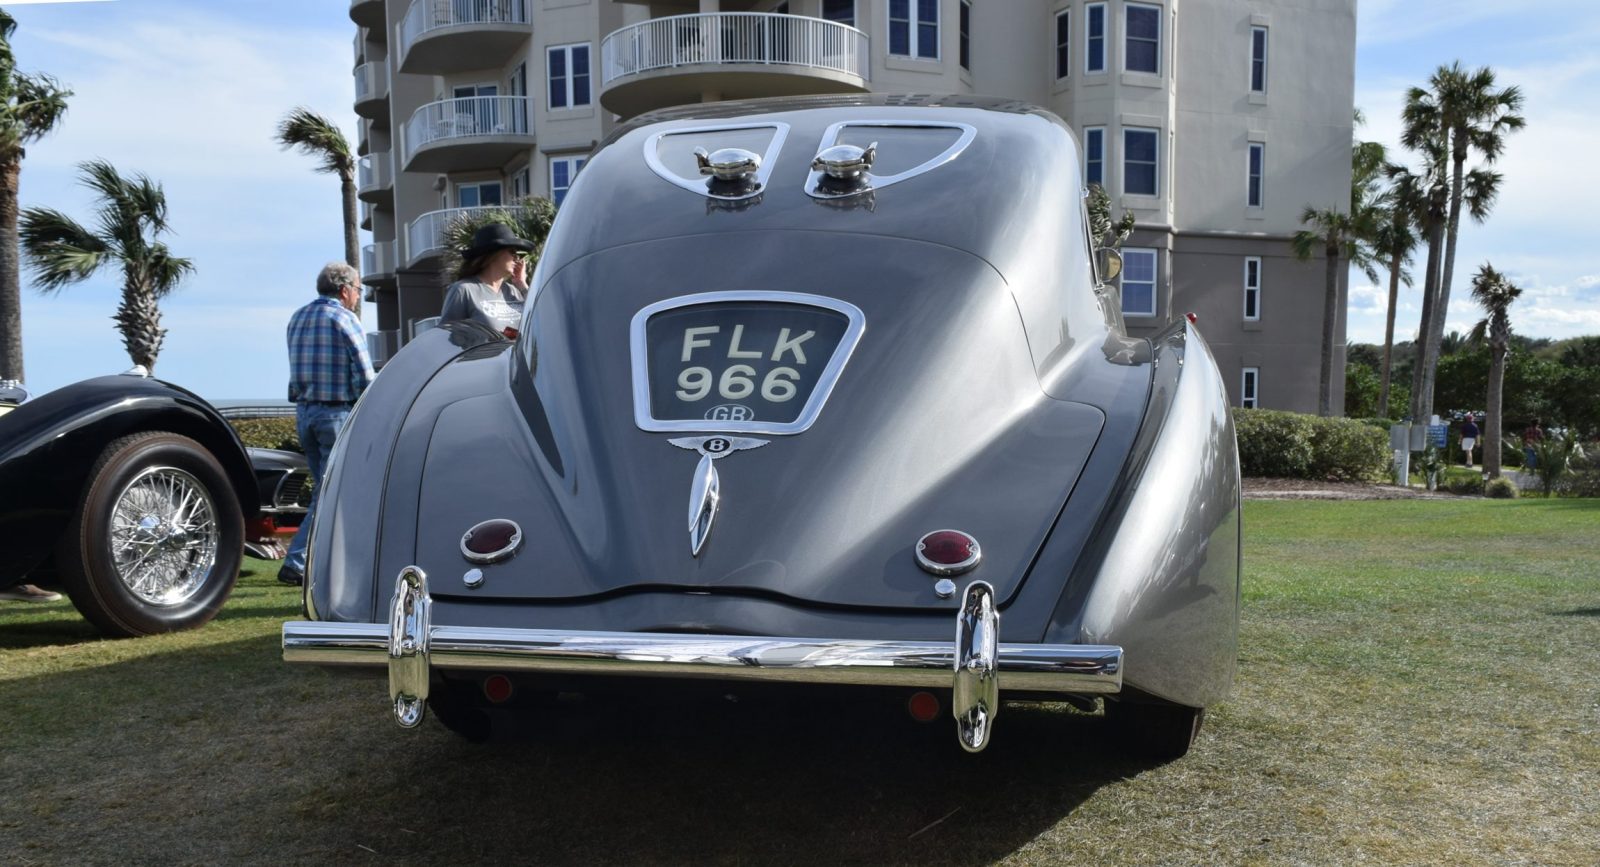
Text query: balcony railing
400 0 527 58
402 96 531 163
354 62 388 106
406 205 524 265
362 241 396 279
357 154 392 197
601 13 870 85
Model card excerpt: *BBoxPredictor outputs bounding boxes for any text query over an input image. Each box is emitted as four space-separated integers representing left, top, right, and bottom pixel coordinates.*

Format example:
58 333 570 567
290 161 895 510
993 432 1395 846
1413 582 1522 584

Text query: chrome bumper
282 566 1123 752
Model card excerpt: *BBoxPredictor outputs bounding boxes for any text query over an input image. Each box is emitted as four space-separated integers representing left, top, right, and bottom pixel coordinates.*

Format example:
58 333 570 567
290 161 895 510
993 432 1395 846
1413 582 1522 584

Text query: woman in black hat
439 223 538 339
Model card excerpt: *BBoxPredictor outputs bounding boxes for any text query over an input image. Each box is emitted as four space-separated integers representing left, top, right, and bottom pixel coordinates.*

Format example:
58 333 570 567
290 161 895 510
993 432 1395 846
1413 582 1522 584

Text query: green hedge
229 418 301 453
1232 408 1390 482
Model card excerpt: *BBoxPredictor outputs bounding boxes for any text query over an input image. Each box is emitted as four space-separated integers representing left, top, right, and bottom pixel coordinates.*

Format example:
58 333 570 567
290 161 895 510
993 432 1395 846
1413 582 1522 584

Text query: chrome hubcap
108 466 219 606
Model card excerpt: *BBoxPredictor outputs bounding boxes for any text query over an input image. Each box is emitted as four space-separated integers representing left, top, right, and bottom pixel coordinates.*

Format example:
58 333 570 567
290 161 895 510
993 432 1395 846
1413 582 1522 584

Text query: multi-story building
350 0 1355 412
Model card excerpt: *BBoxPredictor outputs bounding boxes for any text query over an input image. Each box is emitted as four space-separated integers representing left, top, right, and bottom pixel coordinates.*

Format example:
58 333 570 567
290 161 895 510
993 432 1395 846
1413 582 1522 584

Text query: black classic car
0 372 309 636
282 96 1241 757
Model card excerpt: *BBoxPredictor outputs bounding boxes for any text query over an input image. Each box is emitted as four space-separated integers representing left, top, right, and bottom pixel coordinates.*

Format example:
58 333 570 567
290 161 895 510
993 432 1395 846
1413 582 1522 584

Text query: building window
1124 3 1160 74
1054 10 1070 79
550 156 586 206
1084 126 1104 188
822 0 854 25
1241 367 1260 408
1120 248 1158 317
456 181 503 208
1248 141 1264 207
1085 3 1106 73
547 43 591 109
511 166 530 200
959 1 971 70
889 0 939 59
1123 127 1158 197
1243 256 1262 321
1251 26 1268 93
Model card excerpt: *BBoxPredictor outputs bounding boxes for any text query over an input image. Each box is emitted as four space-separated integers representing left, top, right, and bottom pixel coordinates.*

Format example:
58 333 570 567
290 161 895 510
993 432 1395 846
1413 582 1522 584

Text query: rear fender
305 323 498 622
1045 322 1242 708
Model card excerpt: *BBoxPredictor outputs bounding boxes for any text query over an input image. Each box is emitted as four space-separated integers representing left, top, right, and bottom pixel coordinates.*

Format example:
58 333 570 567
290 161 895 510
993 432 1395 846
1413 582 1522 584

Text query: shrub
1444 475 1485 496
1484 477 1518 498
1309 417 1391 481
1233 409 1389 482
1233 409 1316 478
229 417 301 453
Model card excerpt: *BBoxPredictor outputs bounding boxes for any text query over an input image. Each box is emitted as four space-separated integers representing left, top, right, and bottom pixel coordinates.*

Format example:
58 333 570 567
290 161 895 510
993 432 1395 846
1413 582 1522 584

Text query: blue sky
8 0 1599 399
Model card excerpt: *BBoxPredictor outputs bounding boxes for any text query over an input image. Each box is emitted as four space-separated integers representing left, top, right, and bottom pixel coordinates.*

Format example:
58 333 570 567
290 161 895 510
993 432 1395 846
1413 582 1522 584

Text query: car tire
1106 699 1205 761
57 431 244 638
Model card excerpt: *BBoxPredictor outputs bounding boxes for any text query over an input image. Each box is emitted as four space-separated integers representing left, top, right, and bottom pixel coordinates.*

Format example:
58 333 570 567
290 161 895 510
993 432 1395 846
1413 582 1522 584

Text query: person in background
280 262 376 586
1522 417 1544 472
438 223 535 339
1459 415 1480 469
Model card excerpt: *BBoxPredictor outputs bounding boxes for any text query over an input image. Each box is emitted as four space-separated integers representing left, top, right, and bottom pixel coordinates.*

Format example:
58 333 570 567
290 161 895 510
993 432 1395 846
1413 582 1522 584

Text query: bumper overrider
281 566 1124 751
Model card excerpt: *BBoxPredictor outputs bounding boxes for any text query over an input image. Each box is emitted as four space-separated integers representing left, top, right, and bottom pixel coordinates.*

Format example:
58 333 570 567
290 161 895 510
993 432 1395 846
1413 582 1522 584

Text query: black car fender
0 375 259 584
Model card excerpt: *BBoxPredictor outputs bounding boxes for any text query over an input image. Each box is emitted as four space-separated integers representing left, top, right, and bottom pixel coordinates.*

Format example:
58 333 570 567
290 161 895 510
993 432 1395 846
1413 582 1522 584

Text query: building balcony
367 329 400 370
600 13 870 119
398 0 530 76
353 62 389 121
406 206 522 268
401 96 533 173
350 0 385 28
357 154 393 205
362 241 398 287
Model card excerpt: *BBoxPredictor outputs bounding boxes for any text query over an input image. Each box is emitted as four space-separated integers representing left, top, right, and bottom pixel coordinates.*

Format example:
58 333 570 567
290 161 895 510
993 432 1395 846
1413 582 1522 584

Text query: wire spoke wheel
108 466 220 606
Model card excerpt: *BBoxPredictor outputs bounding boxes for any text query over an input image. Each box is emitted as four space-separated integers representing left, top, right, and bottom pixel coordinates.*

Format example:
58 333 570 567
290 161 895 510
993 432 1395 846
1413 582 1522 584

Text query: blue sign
1428 424 1447 448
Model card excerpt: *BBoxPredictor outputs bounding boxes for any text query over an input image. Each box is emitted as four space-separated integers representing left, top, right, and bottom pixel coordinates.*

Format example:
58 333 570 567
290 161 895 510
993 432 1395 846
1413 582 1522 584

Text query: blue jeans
284 403 350 575
1524 447 1537 471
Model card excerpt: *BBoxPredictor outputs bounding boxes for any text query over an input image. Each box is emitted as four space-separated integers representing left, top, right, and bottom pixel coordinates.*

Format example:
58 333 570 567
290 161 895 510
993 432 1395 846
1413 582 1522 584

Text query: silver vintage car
282 95 1240 758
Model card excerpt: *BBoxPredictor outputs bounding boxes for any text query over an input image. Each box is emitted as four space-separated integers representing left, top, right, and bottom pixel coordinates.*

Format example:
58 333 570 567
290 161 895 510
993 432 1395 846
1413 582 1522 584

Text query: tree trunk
0 157 23 383
114 282 165 372
1409 217 1444 421
341 168 360 319
1319 239 1339 417
1485 344 1505 479
1378 252 1402 418
1425 141 1469 418
1415 217 1447 420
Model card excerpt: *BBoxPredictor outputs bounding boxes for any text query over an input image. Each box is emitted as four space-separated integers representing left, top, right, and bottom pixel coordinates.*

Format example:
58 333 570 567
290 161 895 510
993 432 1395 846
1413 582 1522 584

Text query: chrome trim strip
284 626 1122 694
953 581 1000 752
629 290 867 435
687 454 719 556
642 122 791 202
805 120 977 199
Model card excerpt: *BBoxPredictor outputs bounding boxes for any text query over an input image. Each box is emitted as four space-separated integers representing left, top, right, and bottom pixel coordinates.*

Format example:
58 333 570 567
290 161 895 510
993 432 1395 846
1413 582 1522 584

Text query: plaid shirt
286 297 376 403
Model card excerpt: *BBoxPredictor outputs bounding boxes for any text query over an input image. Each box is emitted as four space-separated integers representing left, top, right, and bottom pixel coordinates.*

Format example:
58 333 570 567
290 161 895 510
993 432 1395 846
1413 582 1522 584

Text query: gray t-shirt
439 278 525 334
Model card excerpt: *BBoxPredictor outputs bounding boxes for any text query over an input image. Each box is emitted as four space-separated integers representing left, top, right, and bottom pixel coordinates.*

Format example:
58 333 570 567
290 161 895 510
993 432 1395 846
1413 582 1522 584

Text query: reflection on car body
281 95 1241 758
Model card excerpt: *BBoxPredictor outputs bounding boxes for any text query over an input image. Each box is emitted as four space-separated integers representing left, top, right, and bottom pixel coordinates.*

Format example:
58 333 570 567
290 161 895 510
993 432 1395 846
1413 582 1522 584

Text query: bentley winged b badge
669 436 769 556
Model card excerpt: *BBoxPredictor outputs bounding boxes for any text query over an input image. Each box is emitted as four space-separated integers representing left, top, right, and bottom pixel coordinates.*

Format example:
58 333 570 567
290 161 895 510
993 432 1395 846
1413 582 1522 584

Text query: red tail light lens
915 530 981 576
461 519 523 564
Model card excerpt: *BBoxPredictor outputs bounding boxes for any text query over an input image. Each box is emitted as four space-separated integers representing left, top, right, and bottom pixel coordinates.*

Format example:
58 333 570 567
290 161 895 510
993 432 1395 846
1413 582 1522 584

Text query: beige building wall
350 0 1356 413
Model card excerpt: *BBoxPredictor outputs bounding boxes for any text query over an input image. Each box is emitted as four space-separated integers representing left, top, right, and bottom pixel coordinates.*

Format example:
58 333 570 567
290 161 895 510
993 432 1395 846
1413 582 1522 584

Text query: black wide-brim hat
464 222 537 260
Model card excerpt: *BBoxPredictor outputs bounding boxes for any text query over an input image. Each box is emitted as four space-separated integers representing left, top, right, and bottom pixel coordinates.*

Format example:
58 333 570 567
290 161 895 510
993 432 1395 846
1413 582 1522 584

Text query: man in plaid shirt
280 262 376 585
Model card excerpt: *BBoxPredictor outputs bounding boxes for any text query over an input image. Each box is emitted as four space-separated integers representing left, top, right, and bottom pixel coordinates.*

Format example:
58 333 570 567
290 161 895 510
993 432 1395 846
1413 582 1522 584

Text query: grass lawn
2 500 1597 865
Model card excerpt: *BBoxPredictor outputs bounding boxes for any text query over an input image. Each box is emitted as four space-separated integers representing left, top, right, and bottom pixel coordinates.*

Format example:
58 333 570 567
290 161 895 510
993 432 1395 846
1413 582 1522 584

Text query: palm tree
1402 62 1524 423
275 107 358 299
0 10 70 383
1467 263 1521 479
19 160 193 372
1372 166 1419 418
1292 139 1384 416
441 196 557 280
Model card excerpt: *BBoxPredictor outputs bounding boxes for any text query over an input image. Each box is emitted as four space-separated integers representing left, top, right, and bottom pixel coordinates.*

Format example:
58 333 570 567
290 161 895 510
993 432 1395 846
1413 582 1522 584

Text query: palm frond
275 106 353 175
1462 168 1501 222
11 72 70 140
19 206 108 293
143 243 195 300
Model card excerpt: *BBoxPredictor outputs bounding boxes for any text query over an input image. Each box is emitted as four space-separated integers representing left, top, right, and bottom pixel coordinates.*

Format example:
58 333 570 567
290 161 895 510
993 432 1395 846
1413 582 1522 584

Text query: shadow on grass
2 629 1161 865
1553 608 1600 617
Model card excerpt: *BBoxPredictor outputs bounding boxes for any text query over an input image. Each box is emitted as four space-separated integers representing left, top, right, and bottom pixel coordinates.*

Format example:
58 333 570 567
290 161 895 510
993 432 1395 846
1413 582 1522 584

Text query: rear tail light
915 529 982 576
461 519 523 564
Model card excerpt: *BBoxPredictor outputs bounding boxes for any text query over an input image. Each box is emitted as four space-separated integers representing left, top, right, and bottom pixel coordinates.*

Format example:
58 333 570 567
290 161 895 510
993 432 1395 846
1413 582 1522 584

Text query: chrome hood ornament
669 436 769 556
